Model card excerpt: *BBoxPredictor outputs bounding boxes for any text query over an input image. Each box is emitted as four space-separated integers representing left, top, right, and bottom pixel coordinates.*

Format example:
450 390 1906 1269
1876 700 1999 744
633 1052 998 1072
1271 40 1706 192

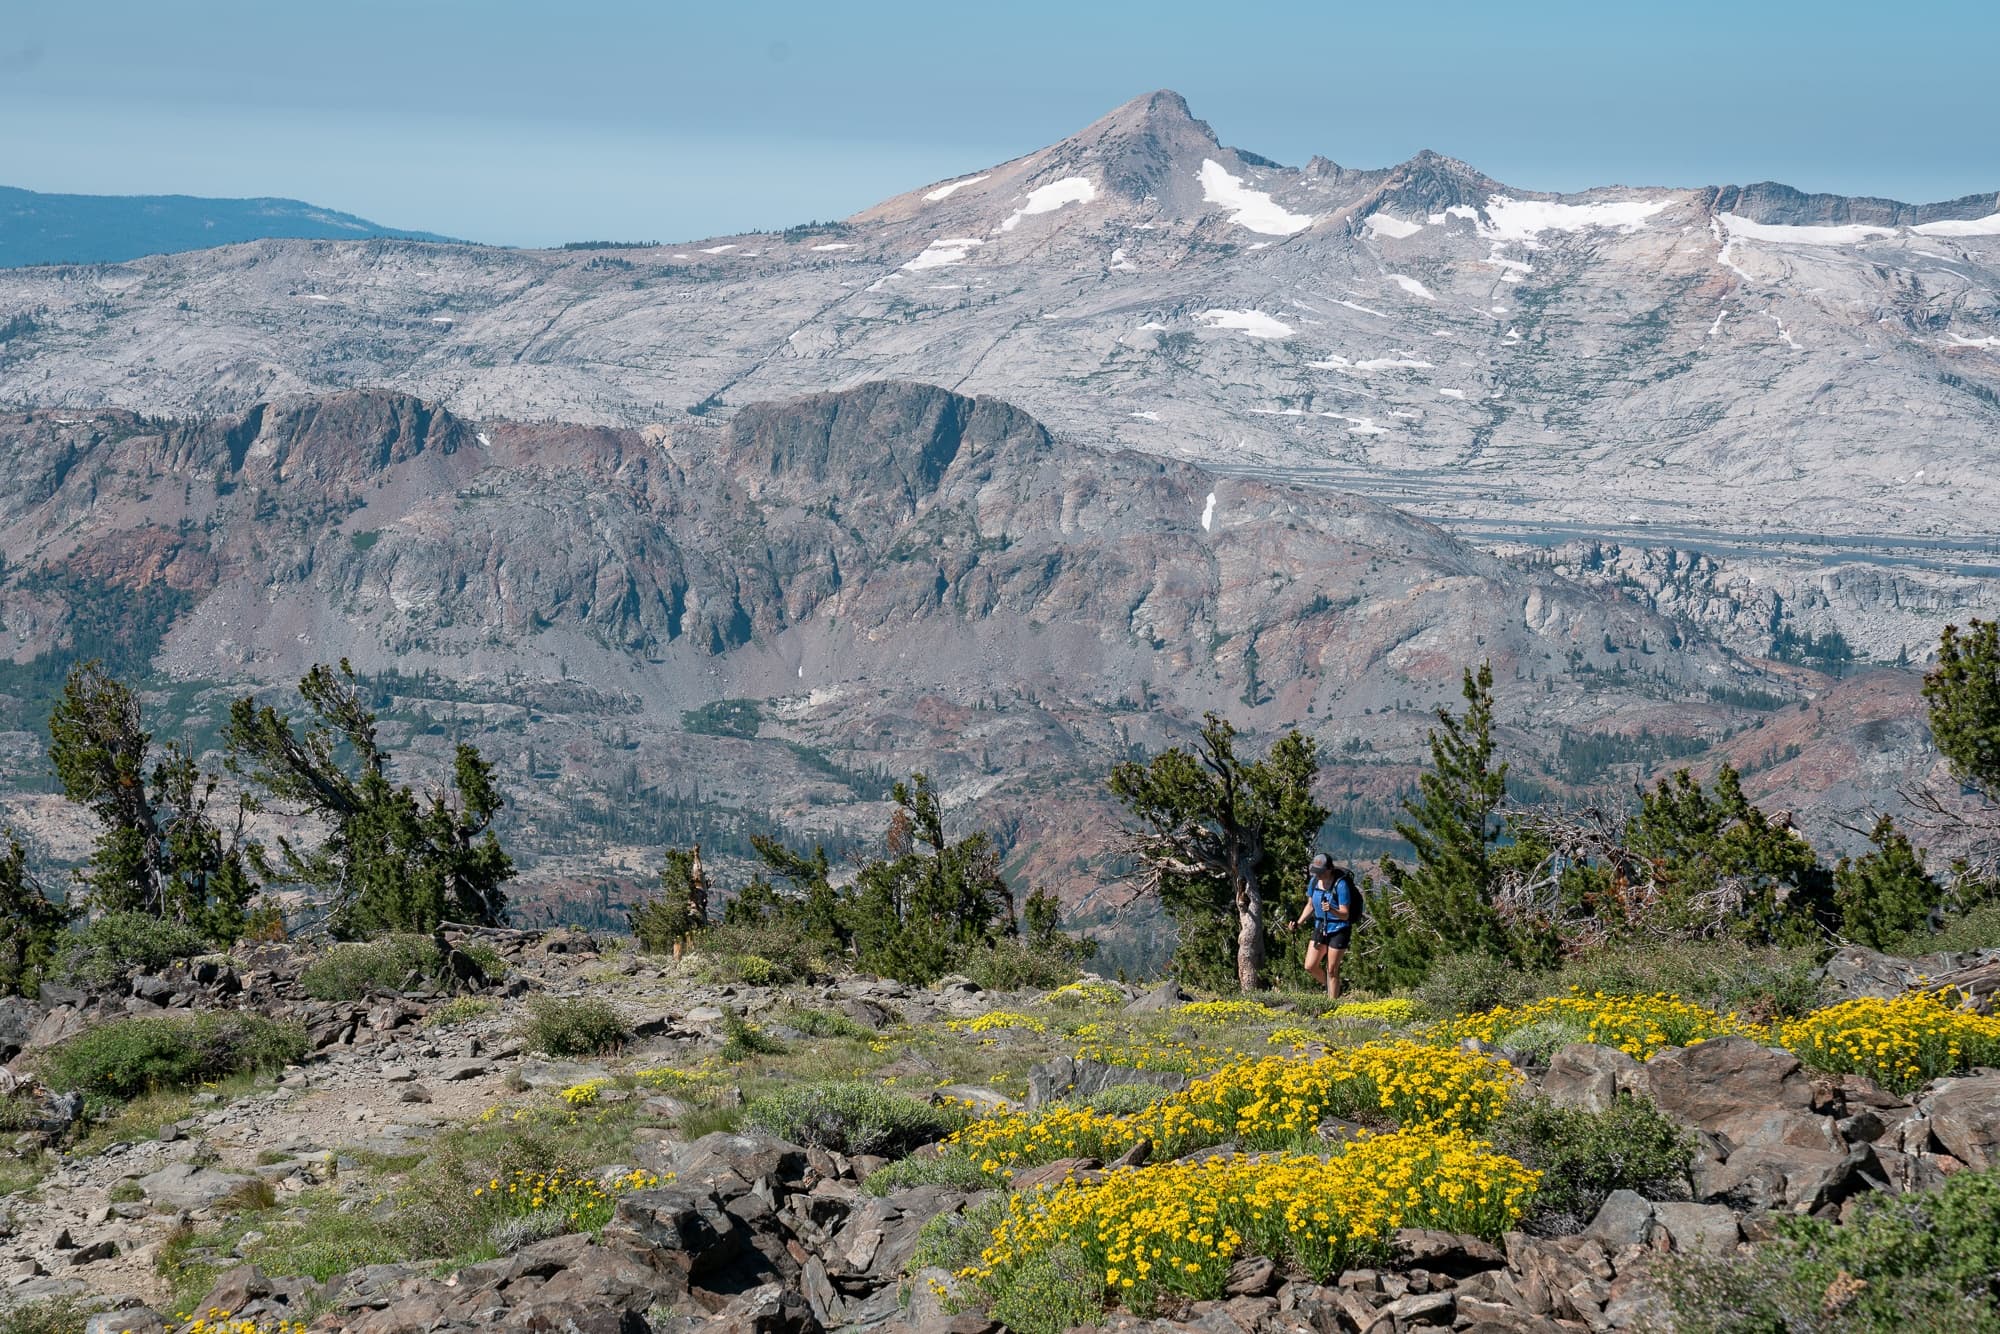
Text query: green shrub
519 998 628 1057
1893 899 2000 955
729 953 786 986
427 996 497 1028
462 943 509 981
1553 938 1822 1020
299 935 444 1000
781 1006 871 1041
36 1012 308 1100
56 913 211 988
910 1197 1008 1276
863 1151 1004 1196
1415 951 1538 1018
985 1242 1102 1334
159 1187 409 1314
719 1011 786 1061
744 1080 968 1157
697 924 827 984
1490 1094 1695 1229
1080 1083 1173 1115
1664 1165 2000 1332
1493 1017 1593 1062
962 940 1084 993
0 1297 103 1334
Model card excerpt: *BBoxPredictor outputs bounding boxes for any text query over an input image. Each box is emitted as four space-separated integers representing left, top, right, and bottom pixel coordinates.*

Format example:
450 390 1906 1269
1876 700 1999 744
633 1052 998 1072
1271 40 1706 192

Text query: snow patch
1914 212 2000 237
698 244 737 254
1716 214 1894 246
998 176 1096 232
1389 274 1435 301
1438 388 1466 399
300 293 335 302
904 237 986 271
476 432 492 448
1364 212 1423 239
1946 332 2000 349
1137 320 1167 330
1482 195 1672 244
1131 410 1161 421
1198 309 1294 339
1333 299 1388 318
809 243 854 252
1200 492 1216 531
429 316 453 324
924 174 990 202
1197 159 1315 236
1109 247 1137 272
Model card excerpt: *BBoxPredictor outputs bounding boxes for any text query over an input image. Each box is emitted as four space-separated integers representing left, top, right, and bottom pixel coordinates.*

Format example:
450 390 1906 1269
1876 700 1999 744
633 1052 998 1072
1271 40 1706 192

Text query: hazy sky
5 0 1997 248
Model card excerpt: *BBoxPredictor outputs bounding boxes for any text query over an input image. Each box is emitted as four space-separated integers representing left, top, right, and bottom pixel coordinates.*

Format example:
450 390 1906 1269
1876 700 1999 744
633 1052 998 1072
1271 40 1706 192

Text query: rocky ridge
3 935 1999 1333
0 91 1994 657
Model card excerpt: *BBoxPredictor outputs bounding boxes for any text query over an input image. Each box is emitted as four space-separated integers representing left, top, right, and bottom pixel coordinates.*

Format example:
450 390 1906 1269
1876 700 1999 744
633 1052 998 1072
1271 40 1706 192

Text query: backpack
1306 867 1364 931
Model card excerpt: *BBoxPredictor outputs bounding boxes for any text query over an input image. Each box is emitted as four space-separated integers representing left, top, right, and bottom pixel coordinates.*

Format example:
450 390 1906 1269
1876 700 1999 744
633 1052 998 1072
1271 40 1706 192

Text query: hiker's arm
1293 898 1314 928
1333 883 1351 919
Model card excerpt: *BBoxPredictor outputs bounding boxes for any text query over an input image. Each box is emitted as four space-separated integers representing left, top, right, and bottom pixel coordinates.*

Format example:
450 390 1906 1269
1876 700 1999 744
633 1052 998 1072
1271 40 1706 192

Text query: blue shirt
1307 877 1352 930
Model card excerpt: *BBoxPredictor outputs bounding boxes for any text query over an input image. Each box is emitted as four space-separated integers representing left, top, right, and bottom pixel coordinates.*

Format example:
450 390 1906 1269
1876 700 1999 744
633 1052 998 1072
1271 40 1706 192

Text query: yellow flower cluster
471 1166 666 1231
950 1040 1516 1167
1774 991 2000 1094
559 1078 608 1107
1176 999 1282 1024
1427 990 1763 1059
962 1130 1536 1310
172 1316 308 1334
1266 1026 1323 1050
1328 998 1420 1023
634 1064 713 1091
948 1011 1049 1036
1040 980 1123 1007
1071 1032 1239 1075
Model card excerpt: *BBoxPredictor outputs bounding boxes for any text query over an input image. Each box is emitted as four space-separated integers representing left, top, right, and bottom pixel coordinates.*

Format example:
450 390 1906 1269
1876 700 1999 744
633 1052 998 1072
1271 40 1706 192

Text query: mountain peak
1043 88 1229 202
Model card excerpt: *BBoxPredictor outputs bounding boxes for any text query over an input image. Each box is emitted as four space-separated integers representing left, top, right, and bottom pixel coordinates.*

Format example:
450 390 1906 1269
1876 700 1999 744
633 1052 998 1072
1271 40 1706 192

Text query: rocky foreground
2 932 1999 1334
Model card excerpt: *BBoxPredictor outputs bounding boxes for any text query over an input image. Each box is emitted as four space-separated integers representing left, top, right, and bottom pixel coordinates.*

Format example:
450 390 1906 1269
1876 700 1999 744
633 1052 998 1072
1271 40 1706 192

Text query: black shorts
1312 925 1352 950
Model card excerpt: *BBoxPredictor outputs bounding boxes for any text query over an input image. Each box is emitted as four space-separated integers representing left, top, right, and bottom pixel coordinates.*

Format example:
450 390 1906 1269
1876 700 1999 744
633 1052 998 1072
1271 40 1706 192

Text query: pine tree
1624 764 1830 943
224 661 512 937
1925 620 2000 802
1376 663 1511 980
1834 816 1942 948
846 774 1013 985
1109 715 1324 991
0 833 73 998
47 661 257 938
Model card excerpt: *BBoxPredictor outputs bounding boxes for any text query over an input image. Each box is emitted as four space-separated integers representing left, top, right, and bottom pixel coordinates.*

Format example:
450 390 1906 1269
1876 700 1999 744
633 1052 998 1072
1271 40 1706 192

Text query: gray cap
1310 853 1332 870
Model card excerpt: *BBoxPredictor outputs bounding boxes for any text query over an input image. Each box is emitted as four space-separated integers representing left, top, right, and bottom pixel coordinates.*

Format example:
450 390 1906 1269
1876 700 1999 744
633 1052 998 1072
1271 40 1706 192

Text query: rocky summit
2 930 1999 1333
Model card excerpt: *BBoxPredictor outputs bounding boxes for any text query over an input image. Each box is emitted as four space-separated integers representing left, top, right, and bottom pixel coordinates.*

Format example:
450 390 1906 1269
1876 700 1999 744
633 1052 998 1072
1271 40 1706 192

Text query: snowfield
1198 309 1295 339
1198 160 1315 236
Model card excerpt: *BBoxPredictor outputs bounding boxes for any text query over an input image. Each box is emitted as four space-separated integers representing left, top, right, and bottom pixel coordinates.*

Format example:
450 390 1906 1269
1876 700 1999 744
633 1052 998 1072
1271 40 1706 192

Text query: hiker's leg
1303 941 1327 984
1325 947 1346 1000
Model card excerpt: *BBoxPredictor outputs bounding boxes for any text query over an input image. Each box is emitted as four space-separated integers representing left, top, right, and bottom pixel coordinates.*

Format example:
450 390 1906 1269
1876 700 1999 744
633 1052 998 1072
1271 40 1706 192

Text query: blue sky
5 0 1996 248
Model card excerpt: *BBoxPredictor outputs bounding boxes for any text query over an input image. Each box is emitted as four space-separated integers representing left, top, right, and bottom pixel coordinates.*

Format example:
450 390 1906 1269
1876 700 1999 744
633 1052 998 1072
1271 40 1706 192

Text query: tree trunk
1235 865 1265 992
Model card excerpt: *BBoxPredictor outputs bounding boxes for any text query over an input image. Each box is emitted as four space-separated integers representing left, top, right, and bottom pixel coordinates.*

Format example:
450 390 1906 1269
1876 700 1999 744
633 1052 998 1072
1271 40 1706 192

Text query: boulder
1922 1074 2000 1171
1696 1143 1878 1212
1818 946 1943 1001
83 1310 167 1334
601 1187 751 1284
1392 1228 1505 1277
1125 980 1187 1013
1644 1038 1811 1131
1649 1202 1741 1256
1025 1056 1189 1109
650 1131 810 1195
138 1162 261 1211
1540 1044 1648 1113
0 995 39 1062
1581 1190 1655 1249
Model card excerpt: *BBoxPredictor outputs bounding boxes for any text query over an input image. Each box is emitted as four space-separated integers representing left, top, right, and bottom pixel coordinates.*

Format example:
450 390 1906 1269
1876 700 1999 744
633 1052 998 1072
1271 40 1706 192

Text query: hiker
1291 852 1358 1000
